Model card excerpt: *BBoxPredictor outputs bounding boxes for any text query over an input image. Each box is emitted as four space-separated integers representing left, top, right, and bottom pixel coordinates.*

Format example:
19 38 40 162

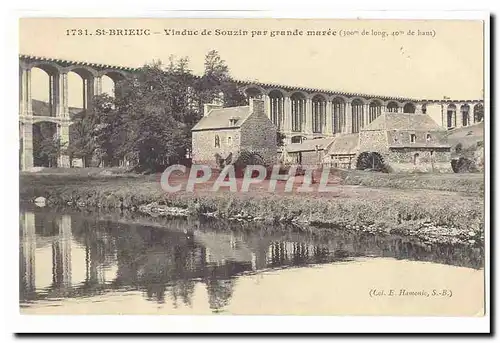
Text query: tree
66 94 118 167
33 122 62 167
451 157 478 173
110 58 195 172
65 52 247 172
277 132 286 147
194 50 247 114
35 135 62 167
474 106 484 122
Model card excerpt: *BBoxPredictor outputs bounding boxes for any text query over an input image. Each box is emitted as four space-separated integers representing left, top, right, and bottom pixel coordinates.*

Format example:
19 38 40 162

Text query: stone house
191 99 277 168
358 113 452 172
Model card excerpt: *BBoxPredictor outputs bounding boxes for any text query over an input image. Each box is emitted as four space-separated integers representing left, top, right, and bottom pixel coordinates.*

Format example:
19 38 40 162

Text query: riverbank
19 171 484 246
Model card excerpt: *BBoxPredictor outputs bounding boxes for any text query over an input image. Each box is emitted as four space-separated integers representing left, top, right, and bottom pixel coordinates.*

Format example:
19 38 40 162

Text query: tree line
63 50 247 172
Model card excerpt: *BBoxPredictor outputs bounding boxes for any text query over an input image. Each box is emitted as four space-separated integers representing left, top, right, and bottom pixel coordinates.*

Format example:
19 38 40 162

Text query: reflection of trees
34 211 60 237
110 223 200 305
207 278 234 313
170 279 196 308
319 230 484 269
20 209 484 309
203 263 236 313
72 218 117 287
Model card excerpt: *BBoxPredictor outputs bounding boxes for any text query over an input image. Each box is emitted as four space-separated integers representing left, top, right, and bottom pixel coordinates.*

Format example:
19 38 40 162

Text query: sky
20 18 485 107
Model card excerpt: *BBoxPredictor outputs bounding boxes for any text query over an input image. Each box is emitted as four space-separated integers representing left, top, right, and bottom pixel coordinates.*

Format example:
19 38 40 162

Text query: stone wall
387 148 452 172
239 101 277 166
191 129 241 167
387 130 448 146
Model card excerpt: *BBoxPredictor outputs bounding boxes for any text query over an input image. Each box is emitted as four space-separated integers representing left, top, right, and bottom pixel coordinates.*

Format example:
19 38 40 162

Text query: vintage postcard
15 12 489 333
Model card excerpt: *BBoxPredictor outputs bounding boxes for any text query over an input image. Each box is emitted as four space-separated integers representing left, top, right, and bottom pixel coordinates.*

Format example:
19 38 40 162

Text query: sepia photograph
13 11 490 334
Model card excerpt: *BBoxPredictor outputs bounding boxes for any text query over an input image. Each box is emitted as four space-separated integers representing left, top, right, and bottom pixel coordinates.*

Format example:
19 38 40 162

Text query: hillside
31 99 83 117
446 122 484 159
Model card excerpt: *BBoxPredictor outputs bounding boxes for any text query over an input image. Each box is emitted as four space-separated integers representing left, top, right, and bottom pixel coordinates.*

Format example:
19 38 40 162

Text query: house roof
285 137 334 153
362 113 445 132
191 106 251 131
326 134 360 155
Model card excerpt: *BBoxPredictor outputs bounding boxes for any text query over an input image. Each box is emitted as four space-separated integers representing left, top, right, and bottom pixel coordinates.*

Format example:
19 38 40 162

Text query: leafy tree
194 50 247 114
451 157 478 173
64 51 247 172
111 59 194 172
33 122 62 167
66 94 118 167
277 132 286 147
474 105 484 122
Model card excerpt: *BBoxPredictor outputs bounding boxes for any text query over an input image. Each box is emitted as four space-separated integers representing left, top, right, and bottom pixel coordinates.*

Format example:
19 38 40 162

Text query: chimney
203 103 223 117
249 98 265 116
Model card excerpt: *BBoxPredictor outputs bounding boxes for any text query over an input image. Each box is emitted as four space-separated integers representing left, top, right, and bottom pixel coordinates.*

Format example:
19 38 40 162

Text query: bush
451 157 478 173
233 150 265 169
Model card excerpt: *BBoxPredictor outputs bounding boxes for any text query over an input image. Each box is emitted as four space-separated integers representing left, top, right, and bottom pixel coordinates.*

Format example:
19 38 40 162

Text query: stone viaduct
19 54 484 170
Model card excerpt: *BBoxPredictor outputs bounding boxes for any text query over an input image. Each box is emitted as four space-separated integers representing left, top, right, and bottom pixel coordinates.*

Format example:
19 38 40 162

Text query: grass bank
20 171 484 246
333 169 484 195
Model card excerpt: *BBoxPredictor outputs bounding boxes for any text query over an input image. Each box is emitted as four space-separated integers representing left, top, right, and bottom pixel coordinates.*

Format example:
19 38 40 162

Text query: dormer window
229 118 238 126
410 134 416 143
426 133 431 141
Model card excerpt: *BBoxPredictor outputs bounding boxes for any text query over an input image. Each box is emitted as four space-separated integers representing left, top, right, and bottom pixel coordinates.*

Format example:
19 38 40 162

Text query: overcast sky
20 18 484 107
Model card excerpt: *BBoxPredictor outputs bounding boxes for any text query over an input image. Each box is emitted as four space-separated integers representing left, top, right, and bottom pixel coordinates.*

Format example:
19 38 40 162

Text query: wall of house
387 130 448 146
239 102 278 166
191 129 241 167
387 148 452 172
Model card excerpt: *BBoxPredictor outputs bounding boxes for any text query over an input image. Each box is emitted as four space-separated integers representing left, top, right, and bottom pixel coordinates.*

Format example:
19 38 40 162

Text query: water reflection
19 208 483 313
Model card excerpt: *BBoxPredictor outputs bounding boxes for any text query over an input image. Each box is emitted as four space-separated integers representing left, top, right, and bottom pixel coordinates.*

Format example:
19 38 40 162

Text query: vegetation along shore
20 168 484 247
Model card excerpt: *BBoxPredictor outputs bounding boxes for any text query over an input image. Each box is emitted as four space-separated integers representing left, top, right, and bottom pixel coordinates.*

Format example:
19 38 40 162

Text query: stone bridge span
19 55 484 170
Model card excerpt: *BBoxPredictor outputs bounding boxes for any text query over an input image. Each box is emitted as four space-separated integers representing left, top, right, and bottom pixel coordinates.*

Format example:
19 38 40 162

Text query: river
19 207 484 316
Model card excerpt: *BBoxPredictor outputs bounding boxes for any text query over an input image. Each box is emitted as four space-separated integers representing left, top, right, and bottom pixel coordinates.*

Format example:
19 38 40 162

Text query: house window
227 136 232 144
410 134 416 143
426 133 431 141
215 135 220 148
413 153 420 165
